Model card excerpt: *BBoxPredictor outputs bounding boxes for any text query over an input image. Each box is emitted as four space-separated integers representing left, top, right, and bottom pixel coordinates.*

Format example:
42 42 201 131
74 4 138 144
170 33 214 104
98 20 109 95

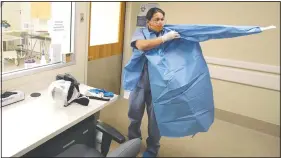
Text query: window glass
89 2 120 46
1 2 74 74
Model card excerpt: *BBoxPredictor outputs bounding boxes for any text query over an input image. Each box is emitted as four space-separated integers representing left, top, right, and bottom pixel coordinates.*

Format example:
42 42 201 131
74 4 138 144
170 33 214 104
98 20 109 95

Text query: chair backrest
106 138 141 157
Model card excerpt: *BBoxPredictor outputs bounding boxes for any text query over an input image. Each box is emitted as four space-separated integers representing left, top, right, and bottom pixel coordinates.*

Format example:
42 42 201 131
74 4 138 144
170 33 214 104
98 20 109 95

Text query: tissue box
1 91 25 107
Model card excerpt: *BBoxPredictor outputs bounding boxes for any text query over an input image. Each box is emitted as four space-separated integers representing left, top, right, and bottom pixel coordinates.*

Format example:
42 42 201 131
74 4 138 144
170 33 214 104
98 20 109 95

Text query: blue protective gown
123 24 262 137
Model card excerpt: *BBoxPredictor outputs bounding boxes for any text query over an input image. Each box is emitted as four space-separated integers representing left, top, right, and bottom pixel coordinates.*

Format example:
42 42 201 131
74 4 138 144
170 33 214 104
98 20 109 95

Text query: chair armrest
106 138 141 157
96 120 126 144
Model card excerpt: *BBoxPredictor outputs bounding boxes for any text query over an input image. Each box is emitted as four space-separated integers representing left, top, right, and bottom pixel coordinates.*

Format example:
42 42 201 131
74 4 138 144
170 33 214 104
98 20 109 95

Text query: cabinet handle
83 129 89 134
62 140 75 149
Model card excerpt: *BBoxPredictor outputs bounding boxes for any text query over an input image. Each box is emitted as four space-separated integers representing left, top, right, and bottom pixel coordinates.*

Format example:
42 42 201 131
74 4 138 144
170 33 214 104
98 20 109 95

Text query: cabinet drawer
23 114 97 157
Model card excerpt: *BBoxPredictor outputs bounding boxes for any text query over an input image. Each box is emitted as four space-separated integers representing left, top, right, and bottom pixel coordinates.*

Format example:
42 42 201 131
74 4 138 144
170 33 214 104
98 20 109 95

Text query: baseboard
215 108 280 137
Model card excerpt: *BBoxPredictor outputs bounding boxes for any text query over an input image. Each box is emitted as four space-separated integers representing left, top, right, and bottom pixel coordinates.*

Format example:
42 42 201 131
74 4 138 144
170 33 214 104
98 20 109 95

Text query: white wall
2 2 22 30
2 2 89 93
2 2 63 31
20 2 31 29
2 2 42 30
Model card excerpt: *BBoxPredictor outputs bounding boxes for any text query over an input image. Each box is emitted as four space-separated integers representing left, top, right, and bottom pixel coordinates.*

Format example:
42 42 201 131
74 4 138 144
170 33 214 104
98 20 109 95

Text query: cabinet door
37 2 51 19
31 2 51 19
30 2 39 19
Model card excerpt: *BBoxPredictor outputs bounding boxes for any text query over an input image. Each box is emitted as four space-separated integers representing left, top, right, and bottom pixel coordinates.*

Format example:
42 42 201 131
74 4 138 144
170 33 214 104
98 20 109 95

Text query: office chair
56 120 142 157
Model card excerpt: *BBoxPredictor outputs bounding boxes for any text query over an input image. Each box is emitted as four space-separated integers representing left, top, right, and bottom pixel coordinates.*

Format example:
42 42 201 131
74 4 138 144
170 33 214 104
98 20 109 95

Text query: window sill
2 61 76 81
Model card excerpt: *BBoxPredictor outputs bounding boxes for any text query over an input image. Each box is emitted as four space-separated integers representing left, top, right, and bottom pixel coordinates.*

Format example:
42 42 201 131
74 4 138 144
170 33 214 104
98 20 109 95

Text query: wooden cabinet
31 2 51 19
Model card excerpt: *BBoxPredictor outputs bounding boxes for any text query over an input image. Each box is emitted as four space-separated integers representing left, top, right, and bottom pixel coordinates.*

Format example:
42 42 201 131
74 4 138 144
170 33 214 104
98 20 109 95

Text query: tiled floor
102 99 280 157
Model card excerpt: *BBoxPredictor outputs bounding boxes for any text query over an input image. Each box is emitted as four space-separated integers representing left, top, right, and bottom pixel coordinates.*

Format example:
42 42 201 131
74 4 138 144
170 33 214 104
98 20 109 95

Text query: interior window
1 2 74 75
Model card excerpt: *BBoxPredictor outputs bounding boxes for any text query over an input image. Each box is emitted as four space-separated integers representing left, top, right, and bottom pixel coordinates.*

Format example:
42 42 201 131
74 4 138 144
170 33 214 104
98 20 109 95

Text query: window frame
2 2 76 81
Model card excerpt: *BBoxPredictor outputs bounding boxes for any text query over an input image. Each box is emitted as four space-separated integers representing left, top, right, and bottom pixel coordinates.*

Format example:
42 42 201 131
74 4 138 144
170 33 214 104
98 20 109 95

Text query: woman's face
148 12 165 32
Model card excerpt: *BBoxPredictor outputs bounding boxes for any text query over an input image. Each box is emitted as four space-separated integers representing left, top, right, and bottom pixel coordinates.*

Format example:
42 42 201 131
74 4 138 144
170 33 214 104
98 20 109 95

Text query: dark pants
128 64 161 157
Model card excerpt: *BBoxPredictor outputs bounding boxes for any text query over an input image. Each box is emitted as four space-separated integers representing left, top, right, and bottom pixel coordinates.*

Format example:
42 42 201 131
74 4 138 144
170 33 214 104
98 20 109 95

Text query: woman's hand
161 31 181 43
135 31 181 51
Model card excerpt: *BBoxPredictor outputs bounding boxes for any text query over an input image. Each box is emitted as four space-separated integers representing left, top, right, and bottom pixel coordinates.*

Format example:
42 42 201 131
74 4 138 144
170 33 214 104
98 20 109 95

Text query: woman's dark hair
146 8 165 21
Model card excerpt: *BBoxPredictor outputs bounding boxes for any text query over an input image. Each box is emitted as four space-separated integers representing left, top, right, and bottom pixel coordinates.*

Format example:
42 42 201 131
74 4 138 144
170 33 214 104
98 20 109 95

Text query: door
87 2 126 94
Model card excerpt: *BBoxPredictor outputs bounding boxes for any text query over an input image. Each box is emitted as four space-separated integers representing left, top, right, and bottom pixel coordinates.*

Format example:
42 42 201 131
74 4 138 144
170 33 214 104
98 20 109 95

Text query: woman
128 8 180 157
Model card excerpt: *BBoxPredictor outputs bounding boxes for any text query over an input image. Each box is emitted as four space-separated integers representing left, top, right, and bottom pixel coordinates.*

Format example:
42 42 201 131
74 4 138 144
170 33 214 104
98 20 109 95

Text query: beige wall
1 2 22 30
212 79 280 125
120 2 280 125
87 55 122 95
160 2 280 66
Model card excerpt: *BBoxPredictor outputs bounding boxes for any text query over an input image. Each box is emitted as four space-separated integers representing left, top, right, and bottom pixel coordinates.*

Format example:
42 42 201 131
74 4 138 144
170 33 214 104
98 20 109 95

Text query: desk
2 84 119 157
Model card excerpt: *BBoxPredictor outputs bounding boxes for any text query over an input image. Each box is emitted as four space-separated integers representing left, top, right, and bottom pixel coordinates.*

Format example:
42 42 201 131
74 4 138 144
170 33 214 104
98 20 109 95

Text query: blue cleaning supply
88 88 114 98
